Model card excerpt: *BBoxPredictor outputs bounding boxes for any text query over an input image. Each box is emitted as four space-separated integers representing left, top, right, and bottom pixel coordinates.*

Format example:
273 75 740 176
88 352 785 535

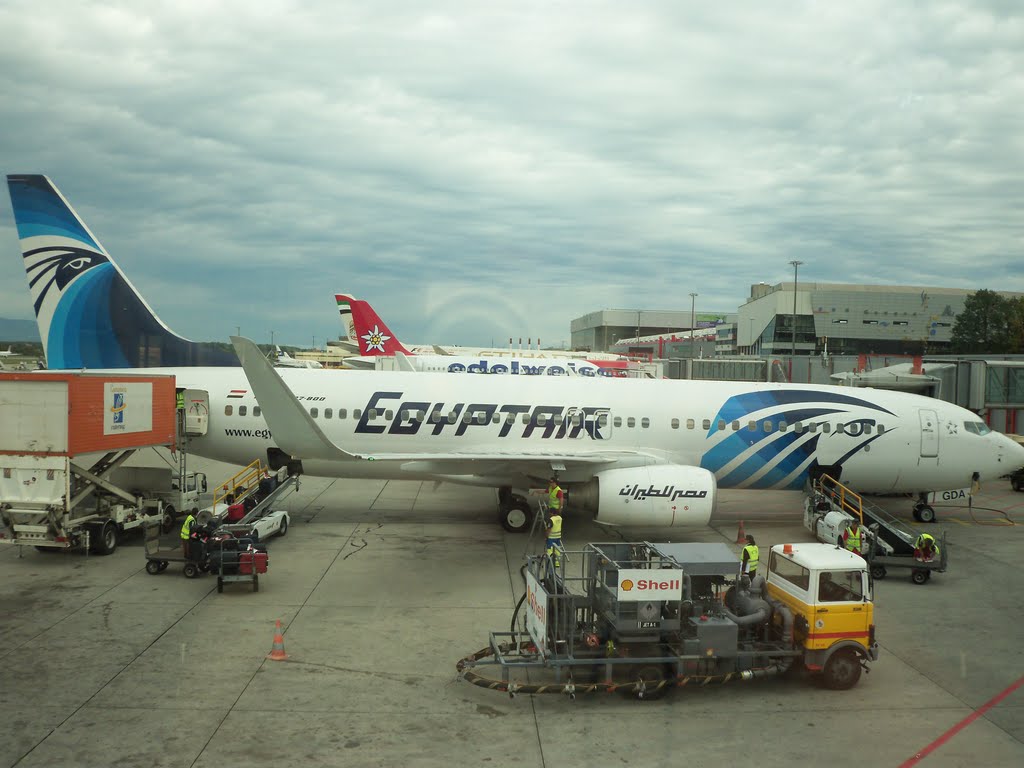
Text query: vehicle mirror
201 477 208 493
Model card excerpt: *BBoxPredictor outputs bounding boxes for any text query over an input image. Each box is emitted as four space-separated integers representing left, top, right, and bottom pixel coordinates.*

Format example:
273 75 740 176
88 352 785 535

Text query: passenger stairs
812 475 918 556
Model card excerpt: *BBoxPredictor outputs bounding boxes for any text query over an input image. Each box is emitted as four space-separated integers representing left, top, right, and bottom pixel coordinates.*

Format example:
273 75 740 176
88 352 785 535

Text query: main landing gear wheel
822 649 862 690
499 497 532 533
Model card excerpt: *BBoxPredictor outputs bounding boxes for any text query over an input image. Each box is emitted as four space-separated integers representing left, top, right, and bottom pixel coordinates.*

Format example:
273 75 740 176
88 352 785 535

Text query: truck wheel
499 498 532 533
912 569 930 585
870 564 887 580
278 517 288 537
162 506 176 533
146 560 161 575
92 521 117 556
183 562 200 579
822 649 862 690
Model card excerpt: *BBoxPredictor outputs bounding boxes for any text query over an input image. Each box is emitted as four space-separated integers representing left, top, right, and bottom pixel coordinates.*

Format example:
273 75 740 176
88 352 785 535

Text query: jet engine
569 465 718 527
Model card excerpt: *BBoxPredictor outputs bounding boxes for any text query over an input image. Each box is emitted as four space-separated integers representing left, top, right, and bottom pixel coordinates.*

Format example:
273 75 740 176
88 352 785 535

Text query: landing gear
913 494 936 523
497 488 532 534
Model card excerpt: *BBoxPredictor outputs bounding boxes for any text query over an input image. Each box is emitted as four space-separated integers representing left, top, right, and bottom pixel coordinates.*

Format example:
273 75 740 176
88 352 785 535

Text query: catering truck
0 372 182 554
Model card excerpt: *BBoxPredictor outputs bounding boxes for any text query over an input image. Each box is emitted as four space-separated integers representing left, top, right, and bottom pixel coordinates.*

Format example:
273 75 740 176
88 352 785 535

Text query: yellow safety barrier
213 459 264 507
815 474 864 525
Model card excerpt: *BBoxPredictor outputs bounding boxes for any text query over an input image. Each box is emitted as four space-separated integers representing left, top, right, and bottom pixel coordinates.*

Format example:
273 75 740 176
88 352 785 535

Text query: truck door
919 408 938 458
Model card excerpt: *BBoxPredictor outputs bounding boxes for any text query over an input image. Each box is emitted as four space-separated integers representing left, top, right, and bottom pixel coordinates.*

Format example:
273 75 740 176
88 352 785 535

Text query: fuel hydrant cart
457 541 879 699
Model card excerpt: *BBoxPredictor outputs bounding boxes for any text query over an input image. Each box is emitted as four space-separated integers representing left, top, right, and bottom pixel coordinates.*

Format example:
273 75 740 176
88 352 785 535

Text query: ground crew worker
741 534 758 579
180 511 196 558
546 505 563 568
548 476 564 513
914 533 939 562
843 518 864 555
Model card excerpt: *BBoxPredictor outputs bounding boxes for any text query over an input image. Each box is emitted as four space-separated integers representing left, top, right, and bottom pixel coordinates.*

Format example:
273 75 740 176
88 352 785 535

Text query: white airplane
0 346 14 357
273 345 323 369
8 174 1024 533
336 293 638 377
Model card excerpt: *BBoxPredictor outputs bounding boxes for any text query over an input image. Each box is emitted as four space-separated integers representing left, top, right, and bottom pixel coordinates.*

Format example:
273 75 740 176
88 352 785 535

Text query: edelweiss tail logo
361 325 391 353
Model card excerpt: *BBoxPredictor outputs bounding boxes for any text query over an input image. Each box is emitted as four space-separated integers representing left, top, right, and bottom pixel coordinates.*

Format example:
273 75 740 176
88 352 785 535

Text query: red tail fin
346 297 412 356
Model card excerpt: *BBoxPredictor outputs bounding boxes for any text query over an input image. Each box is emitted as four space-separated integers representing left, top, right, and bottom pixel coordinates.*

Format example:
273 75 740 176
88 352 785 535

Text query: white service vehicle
109 466 207 531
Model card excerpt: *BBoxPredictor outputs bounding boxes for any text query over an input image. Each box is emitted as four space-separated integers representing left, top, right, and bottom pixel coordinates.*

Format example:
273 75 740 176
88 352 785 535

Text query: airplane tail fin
334 294 357 341
6 174 237 368
338 293 412 356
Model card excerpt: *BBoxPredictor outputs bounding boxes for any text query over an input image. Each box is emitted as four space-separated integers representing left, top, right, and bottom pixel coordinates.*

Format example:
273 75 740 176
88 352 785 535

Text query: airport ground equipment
210 533 267 593
198 460 296 541
457 540 878 699
144 520 208 577
0 372 181 554
810 475 948 585
109 465 207 532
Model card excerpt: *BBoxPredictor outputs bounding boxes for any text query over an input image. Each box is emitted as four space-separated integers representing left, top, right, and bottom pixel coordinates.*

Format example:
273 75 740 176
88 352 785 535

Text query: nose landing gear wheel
499 497 532 533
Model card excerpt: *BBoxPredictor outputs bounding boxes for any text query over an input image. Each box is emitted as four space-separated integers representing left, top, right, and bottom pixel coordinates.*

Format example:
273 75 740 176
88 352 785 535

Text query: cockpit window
963 421 992 436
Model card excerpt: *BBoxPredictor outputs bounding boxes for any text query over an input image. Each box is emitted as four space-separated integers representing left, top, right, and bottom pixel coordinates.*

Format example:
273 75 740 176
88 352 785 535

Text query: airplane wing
231 336 651 472
431 345 452 355
393 352 416 372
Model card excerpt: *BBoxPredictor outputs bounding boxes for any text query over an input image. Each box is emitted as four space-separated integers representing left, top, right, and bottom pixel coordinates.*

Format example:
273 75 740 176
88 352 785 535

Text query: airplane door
919 408 939 458
183 389 210 436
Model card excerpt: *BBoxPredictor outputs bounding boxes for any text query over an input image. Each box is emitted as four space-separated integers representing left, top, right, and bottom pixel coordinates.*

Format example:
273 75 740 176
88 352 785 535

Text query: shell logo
621 579 634 591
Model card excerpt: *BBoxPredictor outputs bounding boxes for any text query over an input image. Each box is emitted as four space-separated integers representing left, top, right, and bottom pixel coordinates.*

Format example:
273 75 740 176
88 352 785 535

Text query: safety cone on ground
735 520 746 545
267 619 288 661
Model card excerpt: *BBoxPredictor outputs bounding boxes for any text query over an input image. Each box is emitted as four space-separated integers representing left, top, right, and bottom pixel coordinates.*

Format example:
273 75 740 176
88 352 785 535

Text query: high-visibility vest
742 544 759 573
180 514 196 540
548 513 563 538
548 484 563 511
845 526 862 551
916 533 938 554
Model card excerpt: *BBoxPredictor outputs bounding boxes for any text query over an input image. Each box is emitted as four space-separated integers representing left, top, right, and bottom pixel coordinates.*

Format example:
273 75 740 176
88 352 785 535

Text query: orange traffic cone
267 619 288 661
735 520 746 545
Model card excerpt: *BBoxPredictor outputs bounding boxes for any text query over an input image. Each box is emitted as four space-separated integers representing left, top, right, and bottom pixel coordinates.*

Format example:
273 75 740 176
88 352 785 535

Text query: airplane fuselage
160 367 1021 494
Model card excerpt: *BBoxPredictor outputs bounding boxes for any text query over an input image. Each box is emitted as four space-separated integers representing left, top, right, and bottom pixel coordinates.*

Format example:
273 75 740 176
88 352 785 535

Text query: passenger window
325 408 333 419
779 421 788 432
353 409 361 419
368 409 378 420
863 424 873 435
598 414 609 428
822 423 831 434
462 413 472 424
627 417 636 428
835 423 845 435
239 406 247 416
492 414 500 424
538 414 549 425
747 420 756 431
253 406 261 417
641 417 650 428
224 405 233 416
717 419 726 431
310 407 318 418
385 410 393 420
522 413 530 424
671 418 680 429
877 424 885 434
763 421 773 433
614 417 622 428
686 418 695 430
703 419 711 430
338 409 347 419
448 412 458 424
807 423 818 434
731 420 740 431
793 422 803 434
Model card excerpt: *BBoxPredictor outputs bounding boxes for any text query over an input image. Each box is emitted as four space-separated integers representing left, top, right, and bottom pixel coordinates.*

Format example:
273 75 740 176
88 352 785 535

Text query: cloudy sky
0 1 1021 349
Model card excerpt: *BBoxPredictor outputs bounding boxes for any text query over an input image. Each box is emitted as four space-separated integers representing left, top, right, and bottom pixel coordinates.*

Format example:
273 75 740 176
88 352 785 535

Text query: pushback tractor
457 541 879 699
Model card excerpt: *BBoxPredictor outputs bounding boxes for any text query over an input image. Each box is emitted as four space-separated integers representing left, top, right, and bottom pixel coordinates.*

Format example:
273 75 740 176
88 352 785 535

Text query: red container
0 372 177 456
239 551 268 575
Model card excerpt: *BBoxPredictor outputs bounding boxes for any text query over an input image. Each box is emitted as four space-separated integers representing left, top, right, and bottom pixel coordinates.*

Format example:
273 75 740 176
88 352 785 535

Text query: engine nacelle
569 465 718 527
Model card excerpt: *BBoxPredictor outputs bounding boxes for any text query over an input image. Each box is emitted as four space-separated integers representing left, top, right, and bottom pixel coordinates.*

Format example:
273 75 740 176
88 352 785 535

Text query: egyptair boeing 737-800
7 174 1024 532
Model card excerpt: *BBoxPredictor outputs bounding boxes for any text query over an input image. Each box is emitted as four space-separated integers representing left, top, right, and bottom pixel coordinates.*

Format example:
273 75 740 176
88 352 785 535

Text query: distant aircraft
273 345 323 369
336 293 637 376
335 293 626 362
8 174 1024 534
832 362 953 394
0 346 14 357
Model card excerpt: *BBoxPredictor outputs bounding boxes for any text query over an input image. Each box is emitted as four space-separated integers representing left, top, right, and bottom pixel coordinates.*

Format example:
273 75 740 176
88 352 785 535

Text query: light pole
636 310 641 343
789 260 803 357
689 292 698 358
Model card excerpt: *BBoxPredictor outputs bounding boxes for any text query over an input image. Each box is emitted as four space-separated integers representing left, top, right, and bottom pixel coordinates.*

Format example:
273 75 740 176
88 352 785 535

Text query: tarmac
1 455 1022 768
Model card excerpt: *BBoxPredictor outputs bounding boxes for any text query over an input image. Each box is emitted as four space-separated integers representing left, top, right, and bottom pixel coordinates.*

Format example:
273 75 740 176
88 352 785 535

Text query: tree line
951 289 1024 354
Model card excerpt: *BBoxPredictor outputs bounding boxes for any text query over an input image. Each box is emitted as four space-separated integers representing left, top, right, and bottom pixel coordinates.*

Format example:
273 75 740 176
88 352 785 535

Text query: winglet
231 336 357 462
393 351 416 372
